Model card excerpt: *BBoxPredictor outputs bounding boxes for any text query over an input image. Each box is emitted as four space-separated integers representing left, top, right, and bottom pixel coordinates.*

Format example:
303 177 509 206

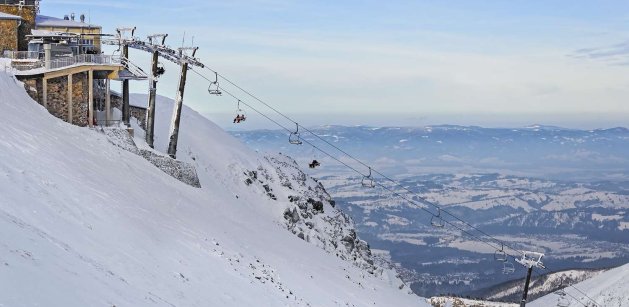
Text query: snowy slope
529 263 629 307
0 71 425 306
479 268 604 303
428 296 516 307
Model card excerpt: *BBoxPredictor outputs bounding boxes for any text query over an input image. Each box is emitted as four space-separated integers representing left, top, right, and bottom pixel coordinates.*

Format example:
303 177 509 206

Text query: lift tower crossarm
102 30 205 157
102 39 205 68
147 34 168 46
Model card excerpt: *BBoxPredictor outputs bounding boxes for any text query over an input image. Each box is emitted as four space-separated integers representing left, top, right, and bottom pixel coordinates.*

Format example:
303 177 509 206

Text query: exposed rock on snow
100 127 201 188
259 154 380 274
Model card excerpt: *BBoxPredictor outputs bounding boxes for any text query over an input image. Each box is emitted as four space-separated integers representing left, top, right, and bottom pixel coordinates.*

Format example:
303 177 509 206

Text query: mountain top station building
0 0 145 128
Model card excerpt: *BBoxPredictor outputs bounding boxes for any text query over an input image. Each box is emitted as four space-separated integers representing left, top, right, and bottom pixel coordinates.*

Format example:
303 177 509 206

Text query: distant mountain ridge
231 124 629 180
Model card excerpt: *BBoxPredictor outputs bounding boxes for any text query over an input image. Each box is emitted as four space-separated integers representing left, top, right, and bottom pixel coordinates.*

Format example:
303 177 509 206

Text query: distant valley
230 125 629 299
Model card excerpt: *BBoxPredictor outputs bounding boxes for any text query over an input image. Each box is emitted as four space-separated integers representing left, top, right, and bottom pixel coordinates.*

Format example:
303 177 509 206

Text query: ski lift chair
502 261 515 274
361 167 376 188
309 160 320 169
430 208 445 228
156 62 165 76
233 100 246 124
494 244 508 262
289 123 302 145
208 72 222 95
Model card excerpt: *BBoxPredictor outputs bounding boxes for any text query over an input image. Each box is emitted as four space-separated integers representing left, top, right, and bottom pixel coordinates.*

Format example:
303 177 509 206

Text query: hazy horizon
202 111 629 131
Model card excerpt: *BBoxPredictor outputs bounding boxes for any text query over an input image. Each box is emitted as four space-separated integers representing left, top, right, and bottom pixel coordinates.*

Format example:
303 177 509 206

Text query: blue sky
41 0 629 128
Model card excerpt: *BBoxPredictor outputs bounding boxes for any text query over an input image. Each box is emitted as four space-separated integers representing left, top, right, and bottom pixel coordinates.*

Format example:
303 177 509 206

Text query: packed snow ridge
0 71 425 306
530 263 629 307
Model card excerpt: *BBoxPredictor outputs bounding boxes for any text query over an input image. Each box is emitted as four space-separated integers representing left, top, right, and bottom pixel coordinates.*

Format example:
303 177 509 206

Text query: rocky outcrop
244 153 378 274
100 128 201 188
138 149 201 188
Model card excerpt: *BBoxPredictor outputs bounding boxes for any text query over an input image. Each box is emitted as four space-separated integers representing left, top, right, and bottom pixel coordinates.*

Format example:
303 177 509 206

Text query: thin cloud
570 40 629 65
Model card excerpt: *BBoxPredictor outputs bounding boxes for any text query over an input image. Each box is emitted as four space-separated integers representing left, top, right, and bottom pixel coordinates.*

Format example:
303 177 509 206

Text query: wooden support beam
122 44 130 127
42 78 48 109
88 70 94 128
44 65 120 80
67 74 73 124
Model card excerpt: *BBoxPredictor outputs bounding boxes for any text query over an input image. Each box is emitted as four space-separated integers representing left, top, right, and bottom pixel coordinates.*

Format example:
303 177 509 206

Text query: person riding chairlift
233 114 246 124
309 160 320 169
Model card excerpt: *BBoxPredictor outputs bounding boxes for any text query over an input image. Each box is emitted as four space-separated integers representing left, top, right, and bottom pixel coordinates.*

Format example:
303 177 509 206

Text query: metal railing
120 56 147 78
48 54 121 70
10 54 120 72
0 0 39 5
2 51 40 60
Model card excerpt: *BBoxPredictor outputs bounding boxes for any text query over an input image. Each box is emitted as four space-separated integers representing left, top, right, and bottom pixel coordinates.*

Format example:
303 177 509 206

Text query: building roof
0 0 39 5
0 11 22 20
29 29 78 38
35 15 101 29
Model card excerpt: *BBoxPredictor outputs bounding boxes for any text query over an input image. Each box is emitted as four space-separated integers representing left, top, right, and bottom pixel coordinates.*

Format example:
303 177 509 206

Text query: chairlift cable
192 67 508 253
191 67 601 307
192 67 521 255
538 266 600 307
200 66 524 256
528 265 596 307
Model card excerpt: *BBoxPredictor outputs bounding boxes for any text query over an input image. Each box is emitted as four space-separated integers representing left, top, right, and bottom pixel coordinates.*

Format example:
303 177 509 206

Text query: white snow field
529 263 629 307
0 71 426 306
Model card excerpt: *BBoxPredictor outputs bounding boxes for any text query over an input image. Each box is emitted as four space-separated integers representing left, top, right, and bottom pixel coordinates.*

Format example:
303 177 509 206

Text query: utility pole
521 266 533 307
115 27 136 127
122 43 130 126
102 29 204 154
145 34 168 148
167 46 198 159
516 251 545 307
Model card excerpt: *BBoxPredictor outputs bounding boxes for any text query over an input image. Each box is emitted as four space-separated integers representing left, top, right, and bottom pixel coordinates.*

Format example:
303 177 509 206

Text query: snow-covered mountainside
0 71 425 306
477 268 605 303
232 126 629 298
428 296 516 307
529 263 629 307
426 265 627 306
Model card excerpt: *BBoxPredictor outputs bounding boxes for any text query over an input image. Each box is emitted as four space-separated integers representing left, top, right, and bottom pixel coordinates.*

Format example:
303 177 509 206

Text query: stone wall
22 73 91 126
110 94 122 110
130 105 147 129
0 19 19 52
22 78 41 103
0 5 37 51
21 75 146 129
